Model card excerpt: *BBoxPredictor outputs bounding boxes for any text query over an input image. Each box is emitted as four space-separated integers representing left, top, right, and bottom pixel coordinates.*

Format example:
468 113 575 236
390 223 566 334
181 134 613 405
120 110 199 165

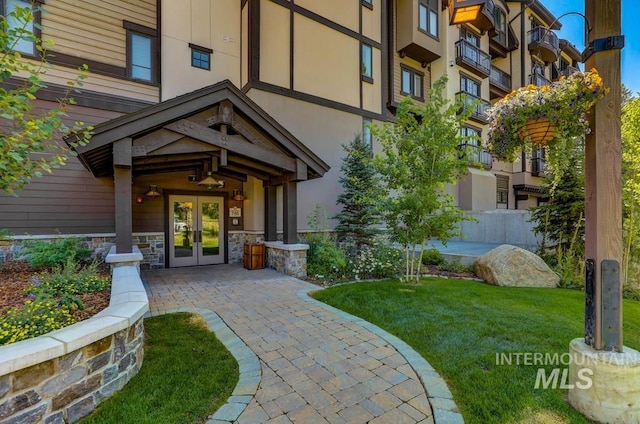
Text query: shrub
439 258 473 274
421 248 445 266
29 259 110 298
348 239 402 280
22 237 91 268
0 299 74 345
306 233 347 282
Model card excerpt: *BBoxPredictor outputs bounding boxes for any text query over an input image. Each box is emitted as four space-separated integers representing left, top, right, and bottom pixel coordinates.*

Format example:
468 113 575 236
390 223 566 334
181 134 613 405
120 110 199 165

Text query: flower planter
519 117 556 146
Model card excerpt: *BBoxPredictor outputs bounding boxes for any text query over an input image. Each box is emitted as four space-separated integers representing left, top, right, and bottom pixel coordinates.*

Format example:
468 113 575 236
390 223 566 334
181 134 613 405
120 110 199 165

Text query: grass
312 278 640 424
80 313 239 424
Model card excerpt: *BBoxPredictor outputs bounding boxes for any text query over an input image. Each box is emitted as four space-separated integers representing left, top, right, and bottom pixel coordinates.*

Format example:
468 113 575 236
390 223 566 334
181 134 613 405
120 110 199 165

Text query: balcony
489 66 511 99
458 143 493 170
531 155 547 178
455 39 491 78
396 0 441 65
456 92 491 124
528 27 559 63
529 72 551 87
559 65 580 78
448 0 496 35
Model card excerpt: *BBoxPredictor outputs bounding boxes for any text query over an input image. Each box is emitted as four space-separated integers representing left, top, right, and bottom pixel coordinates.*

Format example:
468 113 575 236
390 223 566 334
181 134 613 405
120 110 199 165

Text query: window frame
361 43 373 83
361 0 373 10
418 0 438 40
123 20 158 84
189 43 212 71
1 0 42 57
496 175 509 206
400 65 425 101
460 72 481 97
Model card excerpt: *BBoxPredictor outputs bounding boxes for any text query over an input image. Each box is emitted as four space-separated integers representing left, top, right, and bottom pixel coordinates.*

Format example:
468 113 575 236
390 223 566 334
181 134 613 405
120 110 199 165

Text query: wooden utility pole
583 0 623 351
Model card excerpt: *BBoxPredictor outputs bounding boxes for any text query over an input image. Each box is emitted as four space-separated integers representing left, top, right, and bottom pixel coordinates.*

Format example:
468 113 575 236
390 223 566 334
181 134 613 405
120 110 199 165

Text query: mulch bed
0 260 111 322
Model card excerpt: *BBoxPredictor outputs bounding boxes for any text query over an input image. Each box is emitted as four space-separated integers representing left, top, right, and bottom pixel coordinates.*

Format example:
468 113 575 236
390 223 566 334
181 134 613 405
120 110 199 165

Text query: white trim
264 241 309 251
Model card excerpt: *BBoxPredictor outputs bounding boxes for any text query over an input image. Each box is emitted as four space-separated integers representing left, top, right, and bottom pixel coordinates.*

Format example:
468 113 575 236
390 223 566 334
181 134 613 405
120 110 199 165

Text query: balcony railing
456 92 491 124
531 155 547 177
458 143 493 170
489 66 511 93
529 72 551 87
559 65 580 78
528 26 559 62
455 39 491 78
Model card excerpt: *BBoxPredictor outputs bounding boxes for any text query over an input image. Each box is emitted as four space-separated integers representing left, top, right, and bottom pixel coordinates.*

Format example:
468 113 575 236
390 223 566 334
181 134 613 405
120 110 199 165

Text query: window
496 175 509 206
460 74 480 97
418 0 438 38
400 66 424 100
362 118 373 155
2 0 38 55
124 20 157 83
493 7 507 46
190 43 212 70
461 126 481 146
362 43 373 81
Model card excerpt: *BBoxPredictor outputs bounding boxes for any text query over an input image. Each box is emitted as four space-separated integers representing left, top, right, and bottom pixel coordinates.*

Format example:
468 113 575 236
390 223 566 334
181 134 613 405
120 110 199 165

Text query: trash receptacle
243 243 265 270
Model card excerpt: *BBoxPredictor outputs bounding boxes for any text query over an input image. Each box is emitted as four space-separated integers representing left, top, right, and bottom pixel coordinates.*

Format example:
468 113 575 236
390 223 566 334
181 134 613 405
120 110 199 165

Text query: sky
543 0 640 94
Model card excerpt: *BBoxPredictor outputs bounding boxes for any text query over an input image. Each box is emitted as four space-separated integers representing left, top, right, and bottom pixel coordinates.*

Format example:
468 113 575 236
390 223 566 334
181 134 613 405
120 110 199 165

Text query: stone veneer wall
264 242 309 278
0 233 164 269
228 231 266 264
0 261 148 424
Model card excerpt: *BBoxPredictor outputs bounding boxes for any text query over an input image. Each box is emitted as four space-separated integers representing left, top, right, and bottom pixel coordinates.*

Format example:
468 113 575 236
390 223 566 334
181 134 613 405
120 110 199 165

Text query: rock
474 244 559 288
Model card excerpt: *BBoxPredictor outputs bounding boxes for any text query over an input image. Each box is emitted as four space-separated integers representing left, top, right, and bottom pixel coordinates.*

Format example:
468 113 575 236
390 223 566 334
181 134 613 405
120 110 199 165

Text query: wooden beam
113 138 132 167
223 164 270 181
283 180 297 244
584 0 623 351
132 129 185 156
113 139 133 253
228 155 284 176
220 148 228 166
296 159 307 181
164 119 297 172
264 185 277 241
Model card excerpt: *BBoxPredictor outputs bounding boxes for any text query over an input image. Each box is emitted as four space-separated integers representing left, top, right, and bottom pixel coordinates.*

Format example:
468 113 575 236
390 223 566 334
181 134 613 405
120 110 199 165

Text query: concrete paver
143 265 463 423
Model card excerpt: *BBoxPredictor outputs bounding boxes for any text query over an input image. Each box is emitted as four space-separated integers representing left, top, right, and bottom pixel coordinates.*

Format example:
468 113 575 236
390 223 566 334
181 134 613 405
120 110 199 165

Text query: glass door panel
199 199 223 265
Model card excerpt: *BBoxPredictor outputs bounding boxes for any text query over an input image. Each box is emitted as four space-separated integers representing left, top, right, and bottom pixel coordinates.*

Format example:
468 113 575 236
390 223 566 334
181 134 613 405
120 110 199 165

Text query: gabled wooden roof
68 80 330 181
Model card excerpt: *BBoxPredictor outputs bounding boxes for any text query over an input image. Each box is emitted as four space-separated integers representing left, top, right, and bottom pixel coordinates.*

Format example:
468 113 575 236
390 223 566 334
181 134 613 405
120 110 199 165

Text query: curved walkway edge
296 287 464 424
144 307 260 423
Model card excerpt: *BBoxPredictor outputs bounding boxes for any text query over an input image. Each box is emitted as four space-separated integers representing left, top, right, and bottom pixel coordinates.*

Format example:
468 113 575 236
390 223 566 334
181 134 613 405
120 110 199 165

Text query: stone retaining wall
264 242 309 278
0 261 149 424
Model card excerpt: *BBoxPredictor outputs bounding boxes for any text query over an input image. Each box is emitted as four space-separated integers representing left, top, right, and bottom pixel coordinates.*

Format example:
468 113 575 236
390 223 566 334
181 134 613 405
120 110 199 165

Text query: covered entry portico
68 80 329 272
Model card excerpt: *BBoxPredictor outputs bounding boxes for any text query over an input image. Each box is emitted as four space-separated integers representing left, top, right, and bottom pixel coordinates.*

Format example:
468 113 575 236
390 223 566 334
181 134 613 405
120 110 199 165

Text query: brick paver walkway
143 265 462 424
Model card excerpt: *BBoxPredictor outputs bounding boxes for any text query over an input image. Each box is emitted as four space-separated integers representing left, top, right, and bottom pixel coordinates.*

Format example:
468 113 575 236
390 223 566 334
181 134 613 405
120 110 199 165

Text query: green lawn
81 313 238 424
313 278 640 424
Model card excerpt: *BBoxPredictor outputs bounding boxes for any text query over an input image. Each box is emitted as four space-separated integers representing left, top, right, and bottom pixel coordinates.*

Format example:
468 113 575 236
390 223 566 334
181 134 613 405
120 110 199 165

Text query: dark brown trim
290 7 294 90
381 0 389 118
252 80 389 121
1 77 154 113
157 0 162 100
362 0 373 10
122 20 157 37
399 64 425 102
269 0 382 50
359 2 363 109
46 51 126 79
249 0 260 82
241 0 248 7
188 43 213 54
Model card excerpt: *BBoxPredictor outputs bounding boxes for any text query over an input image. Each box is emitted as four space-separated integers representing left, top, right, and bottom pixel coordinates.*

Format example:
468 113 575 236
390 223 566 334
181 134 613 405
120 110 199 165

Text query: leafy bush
348 241 402 280
0 299 74 345
438 258 473 274
421 248 445 266
29 259 110 298
306 233 347 282
22 237 91 268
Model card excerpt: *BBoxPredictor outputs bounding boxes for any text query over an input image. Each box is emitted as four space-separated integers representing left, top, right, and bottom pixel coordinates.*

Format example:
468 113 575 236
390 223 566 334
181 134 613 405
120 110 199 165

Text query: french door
169 195 224 267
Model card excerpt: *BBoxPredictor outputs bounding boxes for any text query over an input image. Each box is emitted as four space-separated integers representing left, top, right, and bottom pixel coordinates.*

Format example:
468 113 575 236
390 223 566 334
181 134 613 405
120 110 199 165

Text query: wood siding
0 101 121 235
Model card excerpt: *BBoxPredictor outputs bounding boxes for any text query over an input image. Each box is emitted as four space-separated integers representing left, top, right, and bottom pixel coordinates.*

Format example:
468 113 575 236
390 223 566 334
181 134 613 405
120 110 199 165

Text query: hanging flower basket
486 69 608 168
519 117 556 146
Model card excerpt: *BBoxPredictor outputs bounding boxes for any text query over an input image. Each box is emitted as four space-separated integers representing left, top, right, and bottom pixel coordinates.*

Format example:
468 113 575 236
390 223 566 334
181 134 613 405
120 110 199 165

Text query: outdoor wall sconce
232 189 245 201
145 185 162 198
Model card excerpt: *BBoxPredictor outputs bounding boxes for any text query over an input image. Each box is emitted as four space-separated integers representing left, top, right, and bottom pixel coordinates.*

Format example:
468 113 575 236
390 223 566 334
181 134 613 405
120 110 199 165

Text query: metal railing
559 65 580 78
529 72 551 87
455 39 491 76
457 92 491 123
458 143 493 169
528 26 559 51
490 66 512 92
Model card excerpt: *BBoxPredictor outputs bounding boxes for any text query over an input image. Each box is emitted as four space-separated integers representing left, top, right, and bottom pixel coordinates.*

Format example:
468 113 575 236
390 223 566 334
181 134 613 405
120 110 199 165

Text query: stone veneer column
105 245 143 274
264 241 309 278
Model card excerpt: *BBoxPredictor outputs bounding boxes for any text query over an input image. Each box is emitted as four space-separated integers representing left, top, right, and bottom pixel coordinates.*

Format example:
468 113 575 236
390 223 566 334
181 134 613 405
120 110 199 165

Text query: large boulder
474 244 559 288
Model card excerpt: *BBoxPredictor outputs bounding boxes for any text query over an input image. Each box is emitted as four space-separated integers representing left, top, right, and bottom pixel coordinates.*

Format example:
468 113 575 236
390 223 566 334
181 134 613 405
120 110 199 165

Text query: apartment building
0 0 583 268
